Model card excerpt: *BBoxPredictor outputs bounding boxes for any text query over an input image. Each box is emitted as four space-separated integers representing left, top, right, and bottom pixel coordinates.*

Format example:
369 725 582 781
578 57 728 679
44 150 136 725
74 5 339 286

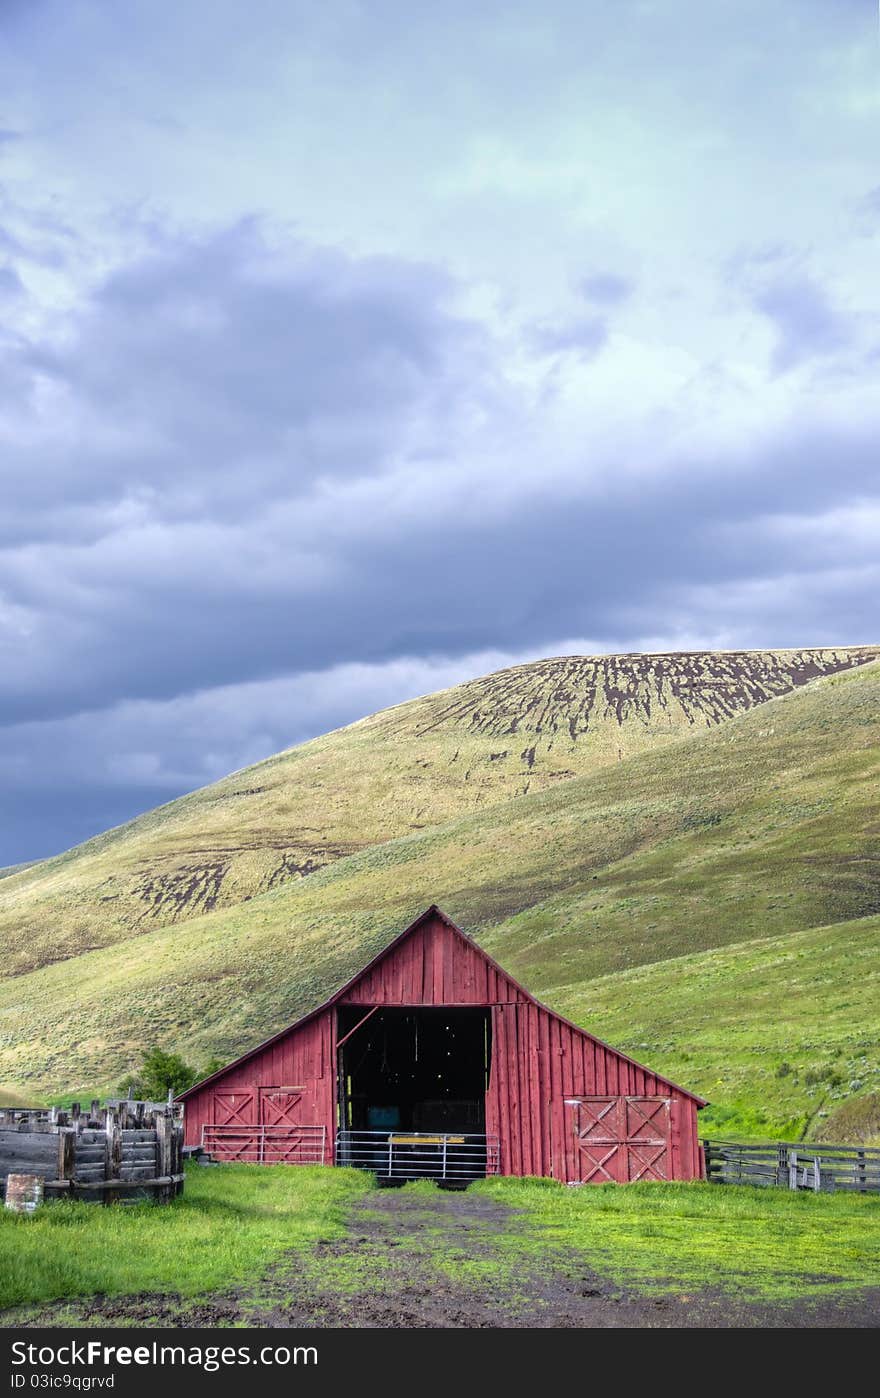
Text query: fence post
57 1128 75 1193
788 1148 798 1190
155 1112 172 1203
171 1117 183 1196
858 1150 867 1193
105 1108 121 1207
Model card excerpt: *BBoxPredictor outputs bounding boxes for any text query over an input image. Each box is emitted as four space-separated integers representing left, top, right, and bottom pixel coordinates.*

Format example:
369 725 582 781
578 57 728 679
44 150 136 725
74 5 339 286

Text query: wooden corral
180 906 706 1184
0 1101 184 1205
705 1139 880 1193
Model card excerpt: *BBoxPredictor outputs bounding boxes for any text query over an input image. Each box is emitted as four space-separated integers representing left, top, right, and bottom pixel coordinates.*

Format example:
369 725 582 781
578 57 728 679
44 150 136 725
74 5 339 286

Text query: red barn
178 906 705 1184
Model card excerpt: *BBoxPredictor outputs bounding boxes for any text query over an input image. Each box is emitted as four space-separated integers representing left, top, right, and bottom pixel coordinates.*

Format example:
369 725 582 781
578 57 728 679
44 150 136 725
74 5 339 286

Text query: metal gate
560 1096 672 1183
336 1130 499 1182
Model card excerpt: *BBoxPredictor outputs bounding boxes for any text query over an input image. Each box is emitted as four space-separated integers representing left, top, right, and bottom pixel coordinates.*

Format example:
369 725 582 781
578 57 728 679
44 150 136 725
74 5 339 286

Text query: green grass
473 1177 880 1300
549 913 880 1140
0 1164 372 1314
2 1168 877 1316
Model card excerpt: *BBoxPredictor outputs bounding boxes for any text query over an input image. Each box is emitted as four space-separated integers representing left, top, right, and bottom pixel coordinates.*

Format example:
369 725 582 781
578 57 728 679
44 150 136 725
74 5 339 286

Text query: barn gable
179 905 705 1183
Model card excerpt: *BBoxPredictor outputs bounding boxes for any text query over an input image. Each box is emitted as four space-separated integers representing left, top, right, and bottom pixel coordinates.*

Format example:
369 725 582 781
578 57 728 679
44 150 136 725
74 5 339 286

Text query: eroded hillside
0 654 877 1106
0 646 876 978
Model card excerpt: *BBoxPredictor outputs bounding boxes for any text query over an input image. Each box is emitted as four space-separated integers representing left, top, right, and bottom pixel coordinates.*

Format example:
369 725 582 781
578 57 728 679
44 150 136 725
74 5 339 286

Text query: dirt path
12 1187 880 1329
239 1188 878 1329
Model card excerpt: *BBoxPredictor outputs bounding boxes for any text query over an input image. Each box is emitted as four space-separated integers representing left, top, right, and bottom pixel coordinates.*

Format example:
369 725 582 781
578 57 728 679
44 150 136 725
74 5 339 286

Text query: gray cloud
0 0 878 861
579 273 633 306
0 265 23 298
0 224 877 757
529 315 609 358
753 275 851 374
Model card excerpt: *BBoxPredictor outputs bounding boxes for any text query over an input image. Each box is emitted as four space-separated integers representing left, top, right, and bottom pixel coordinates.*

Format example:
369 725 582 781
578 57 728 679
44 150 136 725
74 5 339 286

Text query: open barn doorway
336 1006 495 1182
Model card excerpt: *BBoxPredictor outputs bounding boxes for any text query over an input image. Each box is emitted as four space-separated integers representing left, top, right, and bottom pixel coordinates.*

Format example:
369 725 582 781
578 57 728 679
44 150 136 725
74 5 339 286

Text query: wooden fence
0 1101 184 1205
703 1139 880 1193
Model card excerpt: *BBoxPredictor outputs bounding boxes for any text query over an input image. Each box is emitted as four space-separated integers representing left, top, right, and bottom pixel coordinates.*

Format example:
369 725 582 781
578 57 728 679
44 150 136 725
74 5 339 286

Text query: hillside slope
0 654 877 1110
549 913 880 1139
1 646 876 978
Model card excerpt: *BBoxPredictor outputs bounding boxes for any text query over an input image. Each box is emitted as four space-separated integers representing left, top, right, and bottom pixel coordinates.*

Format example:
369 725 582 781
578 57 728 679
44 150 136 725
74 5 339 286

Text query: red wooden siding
180 906 704 1182
182 1008 336 1160
339 917 527 1007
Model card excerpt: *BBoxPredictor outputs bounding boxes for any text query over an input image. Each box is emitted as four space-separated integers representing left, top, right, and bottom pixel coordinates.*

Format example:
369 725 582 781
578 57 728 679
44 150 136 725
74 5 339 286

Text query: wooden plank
493 1005 511 1175
516 1006 532 1176
58 1128 76 1183
432 930 444 1009
441 924 454 1004
527 1003 544 1177
106 1111 122 1207
706 1138 880 1157
413 927 426 1005
70 1174 184 1191
121 1147 159 1164
0 1132 59 1152
0 1147 59 1170
0 1161 62 1180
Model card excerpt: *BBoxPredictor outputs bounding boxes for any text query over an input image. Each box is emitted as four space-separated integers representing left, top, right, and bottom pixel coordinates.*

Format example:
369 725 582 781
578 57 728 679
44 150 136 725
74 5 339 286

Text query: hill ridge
0 645 877 985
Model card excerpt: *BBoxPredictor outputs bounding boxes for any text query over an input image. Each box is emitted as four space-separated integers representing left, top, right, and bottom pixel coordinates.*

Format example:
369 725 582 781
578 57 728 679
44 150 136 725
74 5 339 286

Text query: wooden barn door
205 1090 256 1160
258 1087 327 1163
558 1096 672 1183
260 1088 304 1162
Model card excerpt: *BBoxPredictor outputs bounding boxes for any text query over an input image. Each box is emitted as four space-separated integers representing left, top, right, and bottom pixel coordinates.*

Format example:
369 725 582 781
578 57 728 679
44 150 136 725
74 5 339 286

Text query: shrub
118 1047 198 1100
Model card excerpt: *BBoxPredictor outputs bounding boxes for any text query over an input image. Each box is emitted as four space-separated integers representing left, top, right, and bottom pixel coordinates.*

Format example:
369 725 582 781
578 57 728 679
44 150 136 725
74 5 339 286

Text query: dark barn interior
337 1005 491 1133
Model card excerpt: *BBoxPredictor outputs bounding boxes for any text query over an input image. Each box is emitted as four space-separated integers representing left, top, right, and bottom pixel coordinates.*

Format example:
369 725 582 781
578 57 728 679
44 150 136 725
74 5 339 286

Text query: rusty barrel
4 1172 44 1213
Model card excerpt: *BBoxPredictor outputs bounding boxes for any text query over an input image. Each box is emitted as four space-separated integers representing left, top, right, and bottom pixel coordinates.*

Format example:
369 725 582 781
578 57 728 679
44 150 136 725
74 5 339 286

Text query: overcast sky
0 0 878 863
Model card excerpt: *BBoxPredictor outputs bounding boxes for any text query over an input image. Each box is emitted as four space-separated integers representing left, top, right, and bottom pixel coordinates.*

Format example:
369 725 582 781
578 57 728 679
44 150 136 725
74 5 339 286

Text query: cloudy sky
0 0 878 863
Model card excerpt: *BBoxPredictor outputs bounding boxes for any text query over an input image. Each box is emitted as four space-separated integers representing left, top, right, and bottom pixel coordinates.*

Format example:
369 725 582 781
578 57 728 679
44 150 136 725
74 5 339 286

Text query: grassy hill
0 646 875 980
550 913 880 1140
0 647 877 1138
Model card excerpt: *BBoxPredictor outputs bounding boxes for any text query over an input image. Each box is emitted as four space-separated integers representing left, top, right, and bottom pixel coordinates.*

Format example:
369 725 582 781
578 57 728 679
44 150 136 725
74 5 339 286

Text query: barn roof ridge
177 904 706 1106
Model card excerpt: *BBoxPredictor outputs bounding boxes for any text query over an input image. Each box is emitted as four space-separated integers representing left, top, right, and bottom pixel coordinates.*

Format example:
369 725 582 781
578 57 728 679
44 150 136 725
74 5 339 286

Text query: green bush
117 1047 198 1100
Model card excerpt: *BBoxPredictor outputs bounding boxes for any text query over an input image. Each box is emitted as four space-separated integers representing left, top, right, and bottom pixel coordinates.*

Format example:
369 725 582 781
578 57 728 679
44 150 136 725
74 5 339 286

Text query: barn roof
177 904 707 1106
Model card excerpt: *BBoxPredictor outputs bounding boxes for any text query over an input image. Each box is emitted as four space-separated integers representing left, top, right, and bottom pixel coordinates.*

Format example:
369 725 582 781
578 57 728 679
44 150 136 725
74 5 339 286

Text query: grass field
549 913 880 1140
1 1166 878 1326
0 1165 372 1314
0 654 877 1141
473 1176 880 1301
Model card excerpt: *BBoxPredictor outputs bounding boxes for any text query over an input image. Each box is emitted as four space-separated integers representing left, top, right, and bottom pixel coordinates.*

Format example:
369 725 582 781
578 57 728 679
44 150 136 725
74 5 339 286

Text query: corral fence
0 1100 184 1205
703 1138 880 1193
